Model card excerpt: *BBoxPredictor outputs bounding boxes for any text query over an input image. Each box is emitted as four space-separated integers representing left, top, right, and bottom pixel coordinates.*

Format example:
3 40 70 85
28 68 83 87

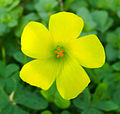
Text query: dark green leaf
82 108 103 114
15 92 48 110
0 88 9 110
94 101 119 111
112 62 120 71
1 104 28 114
4 63 19 78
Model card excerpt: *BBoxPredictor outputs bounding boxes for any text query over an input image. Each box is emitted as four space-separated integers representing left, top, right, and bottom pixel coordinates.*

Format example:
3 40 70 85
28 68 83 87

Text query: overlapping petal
56 58 90 100
49 12 84 43
20 59 60 90
70 34 105 68
21 21 53 59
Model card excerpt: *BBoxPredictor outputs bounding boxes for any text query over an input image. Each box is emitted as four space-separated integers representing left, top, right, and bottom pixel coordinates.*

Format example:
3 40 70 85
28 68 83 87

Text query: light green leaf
0 22 10 36
15 13 39 37
77 7 96 32
41 110 52 114
34 0 58 12
61 110 71 114
70 0 88 11
54 92 71 109
91 10 113 32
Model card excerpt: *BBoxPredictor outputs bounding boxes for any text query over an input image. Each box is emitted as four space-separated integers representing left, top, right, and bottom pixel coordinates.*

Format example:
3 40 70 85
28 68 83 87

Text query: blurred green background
0 0 120 114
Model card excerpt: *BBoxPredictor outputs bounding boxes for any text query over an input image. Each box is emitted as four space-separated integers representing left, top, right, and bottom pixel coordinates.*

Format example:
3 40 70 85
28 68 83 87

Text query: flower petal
70 34 105 68
56 58 90 100
49 12 84 43
20 59 60 90
21 21 53 59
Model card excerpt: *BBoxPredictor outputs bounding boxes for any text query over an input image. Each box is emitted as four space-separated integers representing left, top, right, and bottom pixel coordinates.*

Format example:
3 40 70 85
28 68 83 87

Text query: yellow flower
20 12 105 100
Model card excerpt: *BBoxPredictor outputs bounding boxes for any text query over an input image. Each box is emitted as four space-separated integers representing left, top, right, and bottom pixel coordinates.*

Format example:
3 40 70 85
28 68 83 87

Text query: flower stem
1 47 6 64
59 0 63 11
24 55 28 64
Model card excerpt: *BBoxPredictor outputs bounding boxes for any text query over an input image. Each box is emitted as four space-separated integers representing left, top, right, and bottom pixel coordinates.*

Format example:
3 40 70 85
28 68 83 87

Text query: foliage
0 0 120 113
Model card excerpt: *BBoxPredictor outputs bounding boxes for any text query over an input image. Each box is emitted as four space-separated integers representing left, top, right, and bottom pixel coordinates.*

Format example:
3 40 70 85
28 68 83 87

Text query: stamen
57 55 60 58
58 51 63 55
57 47 60 50
54 51 58 53
61 49 64 52
54 46 65 58
59 53 64 57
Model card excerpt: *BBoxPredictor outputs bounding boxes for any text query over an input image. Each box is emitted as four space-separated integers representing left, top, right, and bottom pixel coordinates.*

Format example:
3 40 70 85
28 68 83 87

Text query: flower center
54 46 64 58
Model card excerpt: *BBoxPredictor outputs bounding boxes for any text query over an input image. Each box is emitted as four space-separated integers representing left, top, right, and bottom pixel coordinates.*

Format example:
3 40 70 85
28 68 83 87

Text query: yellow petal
56 58 90 100
49 12 84 43
21 21 53 59
20 59 60 90
70 34 105 68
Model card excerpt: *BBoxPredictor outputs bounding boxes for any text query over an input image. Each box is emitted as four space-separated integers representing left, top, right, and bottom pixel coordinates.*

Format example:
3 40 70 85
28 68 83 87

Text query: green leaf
0 22 10 36
5 77 17 95
106 32 118 48
15 92 48 110
117 9 120 18
4 63 19 78
3 36 20 57
106 28 120 48
94 63 113 81
112 62 120 71
34 0 58 22
105 44 118 62
41 110 52 114
63 0 75 11
73 96 88 110
118 50 120 59
54 92 71 109
1 104 28 114
0 78 5 88
7 0 21 11
0 6 23 28
82 108 103 114
91 10 113 32
94 101 119 111
77 7 96 32
0 88 9 110
13 51 32 64
15 13 39 37
103 73 116 85
34 0 58 12
13 51 25 64
61 110 71 114
41 82 57 102
41 83 71 109
89 0 120 11
0 0 20 9
0 61 5 76
93 83 109 102
70 0 88 11
112 88 120 111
